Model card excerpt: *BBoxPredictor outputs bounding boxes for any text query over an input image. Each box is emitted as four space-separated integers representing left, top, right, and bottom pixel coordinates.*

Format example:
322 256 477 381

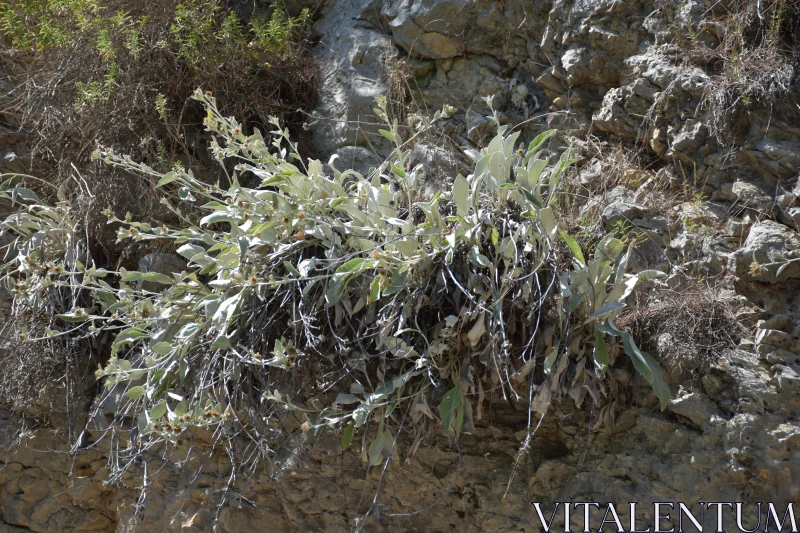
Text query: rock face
3 0 800 531
3 342 800 532
308 0 396 163
308 0 800 203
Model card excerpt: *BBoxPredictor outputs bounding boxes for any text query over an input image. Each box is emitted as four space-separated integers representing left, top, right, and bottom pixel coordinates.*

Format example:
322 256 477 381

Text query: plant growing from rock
749 249 800 277
0 91 670 480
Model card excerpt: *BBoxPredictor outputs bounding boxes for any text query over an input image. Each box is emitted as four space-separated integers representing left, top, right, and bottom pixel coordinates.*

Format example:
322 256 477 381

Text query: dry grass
618 284 746 376
0 310 98 424
383 58 414 126
560 138 681 255
677 0 800 142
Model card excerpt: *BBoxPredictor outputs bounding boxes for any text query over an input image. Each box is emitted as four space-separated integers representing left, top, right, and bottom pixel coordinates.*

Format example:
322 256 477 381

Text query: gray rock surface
308 0 396 156
0 151 24 174
731 221 800 283
137 253 186 292
307 0 800 209
2 345 800 532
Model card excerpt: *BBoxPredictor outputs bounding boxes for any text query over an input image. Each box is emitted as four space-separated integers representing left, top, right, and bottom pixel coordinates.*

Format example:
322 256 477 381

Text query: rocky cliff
2 0 800 531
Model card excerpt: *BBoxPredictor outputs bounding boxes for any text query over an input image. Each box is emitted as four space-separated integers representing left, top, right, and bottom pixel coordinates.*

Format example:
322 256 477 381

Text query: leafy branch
0 90 670 480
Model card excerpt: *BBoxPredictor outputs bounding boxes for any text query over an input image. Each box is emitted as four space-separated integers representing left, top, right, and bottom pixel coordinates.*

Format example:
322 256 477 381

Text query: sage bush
0 91 669 473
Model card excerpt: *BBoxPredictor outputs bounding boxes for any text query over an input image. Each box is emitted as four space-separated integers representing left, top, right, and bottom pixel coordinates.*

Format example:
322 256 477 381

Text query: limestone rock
307 0 396 156
785 207 800 230
328 145 382 178
668 389 722 430
382 0 468 59
412 140 470 179
138 253 186 292
731 180 774 213
731 221 800 283
137 253 185 276
600 186 648 227
465 107 495 146
577 158 605 191
745 138 800 180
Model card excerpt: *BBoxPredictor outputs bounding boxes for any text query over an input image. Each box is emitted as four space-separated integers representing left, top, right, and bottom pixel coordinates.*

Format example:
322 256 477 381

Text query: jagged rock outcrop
307 0 800 203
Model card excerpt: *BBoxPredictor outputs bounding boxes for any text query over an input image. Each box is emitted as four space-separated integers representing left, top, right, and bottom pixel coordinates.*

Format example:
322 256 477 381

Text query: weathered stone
577 158 605 191
382 0 468 59
600 187 647 227
465 107 495 146
307 0 396 156
668 389 722 430
0 152 24 174
137 253 185 278
327 145 381 178
776 193 796 210
756 328 792 349
762 348 800 366
674 201 719 226
725 215 753 242
758 314 793 330
731 180 773 213
731 221 800 283
668 120 707 161
412 140 470 179
138 253 186 293
746 138 800 180
18 475 49 504
786 207 800 230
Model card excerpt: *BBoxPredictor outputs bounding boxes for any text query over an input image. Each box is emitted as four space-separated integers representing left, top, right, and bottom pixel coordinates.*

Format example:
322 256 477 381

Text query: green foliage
1 0 309 58
249 2 311 57
0 0 101 49
1 0 318 265
1 0 311 109
0 93 670 472
169 0 309 68
606 219 644 248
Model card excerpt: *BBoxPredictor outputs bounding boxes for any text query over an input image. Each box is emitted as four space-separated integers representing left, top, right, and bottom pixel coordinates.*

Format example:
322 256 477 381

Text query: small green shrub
0 0 310 62
1 0 314 121
0 93 670 479
0 0 317 266
167 0 310 70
